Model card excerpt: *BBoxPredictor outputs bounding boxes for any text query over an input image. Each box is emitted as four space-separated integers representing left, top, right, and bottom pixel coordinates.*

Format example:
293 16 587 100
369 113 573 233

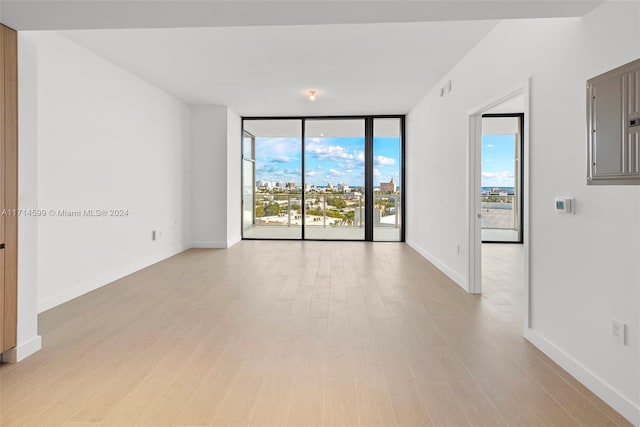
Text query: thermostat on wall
555 197 574 214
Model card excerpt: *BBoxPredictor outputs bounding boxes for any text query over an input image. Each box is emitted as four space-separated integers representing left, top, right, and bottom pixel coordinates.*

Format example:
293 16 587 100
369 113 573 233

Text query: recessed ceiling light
307 90 317 101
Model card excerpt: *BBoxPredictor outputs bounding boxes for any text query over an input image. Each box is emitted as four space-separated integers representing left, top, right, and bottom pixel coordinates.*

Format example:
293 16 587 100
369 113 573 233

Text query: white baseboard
37 239 243 313
191 238 241 249
226 235 241 248
524 328 639 426
37 244 190 313
1 335 42 363
190 241 228 249
406 239 467 291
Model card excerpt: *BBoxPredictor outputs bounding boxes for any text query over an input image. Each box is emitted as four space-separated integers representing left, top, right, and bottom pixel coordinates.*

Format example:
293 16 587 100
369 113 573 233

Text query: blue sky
482 134 516 188
254 137 401 187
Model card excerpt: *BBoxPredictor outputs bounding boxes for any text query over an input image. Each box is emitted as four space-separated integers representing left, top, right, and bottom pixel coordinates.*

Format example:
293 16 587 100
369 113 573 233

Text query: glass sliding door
242 120 303 239
373 118 402 241
242 131 255 234
480 114 523 243
304 119 365 240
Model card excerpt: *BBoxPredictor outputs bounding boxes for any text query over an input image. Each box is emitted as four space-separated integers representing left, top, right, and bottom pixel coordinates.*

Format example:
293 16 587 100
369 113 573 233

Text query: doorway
466 81 530 330
241 116 404 242
480 113 525 326
467 84 530 331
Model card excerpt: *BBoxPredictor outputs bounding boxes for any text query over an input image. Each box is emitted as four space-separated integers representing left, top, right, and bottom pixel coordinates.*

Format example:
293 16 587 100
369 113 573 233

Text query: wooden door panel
0 249 4 352
3 26 18 350
0 24 17 353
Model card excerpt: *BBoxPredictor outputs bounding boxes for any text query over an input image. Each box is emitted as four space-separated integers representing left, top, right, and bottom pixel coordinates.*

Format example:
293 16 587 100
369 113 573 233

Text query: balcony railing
481 194 517 230
248 192 401 229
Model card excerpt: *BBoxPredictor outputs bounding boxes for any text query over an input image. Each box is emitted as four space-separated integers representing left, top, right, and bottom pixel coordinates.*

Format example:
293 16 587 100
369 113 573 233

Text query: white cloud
272 156 290 163
329 169 343 176
373 168 382 177
304 144 370 172
482 171 513 179
482 170 514 187
485 144 494 148
255 137 300 165
305 170 318 177
374 155 395 167
306 143 355 162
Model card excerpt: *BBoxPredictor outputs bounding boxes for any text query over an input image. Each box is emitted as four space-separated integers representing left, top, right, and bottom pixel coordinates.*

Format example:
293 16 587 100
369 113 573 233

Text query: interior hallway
0 241 629 426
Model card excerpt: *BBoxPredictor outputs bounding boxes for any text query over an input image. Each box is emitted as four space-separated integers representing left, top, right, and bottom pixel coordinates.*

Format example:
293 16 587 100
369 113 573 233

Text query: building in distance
380 177 396 193
338 183 350 193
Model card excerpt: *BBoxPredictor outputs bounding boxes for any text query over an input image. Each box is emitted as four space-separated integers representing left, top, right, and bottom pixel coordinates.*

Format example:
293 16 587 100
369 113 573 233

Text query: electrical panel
587 58 640 185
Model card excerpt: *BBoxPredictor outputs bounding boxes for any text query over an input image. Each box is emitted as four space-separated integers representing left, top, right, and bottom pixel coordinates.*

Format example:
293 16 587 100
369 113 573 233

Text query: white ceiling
58 21 499 115
1 1 601 31
11 1 601 116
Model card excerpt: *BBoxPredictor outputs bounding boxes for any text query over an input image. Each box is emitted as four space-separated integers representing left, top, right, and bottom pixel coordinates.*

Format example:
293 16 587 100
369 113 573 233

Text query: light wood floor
0 241 630 426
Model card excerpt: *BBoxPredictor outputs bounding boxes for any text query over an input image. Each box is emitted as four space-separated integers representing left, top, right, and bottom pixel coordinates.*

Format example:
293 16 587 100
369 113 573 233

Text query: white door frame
466 79 531 329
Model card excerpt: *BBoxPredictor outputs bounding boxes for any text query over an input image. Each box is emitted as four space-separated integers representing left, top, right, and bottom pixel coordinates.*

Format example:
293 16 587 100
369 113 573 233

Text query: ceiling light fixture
307 90 317 101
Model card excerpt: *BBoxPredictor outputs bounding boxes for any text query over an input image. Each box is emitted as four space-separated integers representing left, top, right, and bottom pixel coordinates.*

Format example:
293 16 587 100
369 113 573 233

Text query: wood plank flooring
0 241 631 426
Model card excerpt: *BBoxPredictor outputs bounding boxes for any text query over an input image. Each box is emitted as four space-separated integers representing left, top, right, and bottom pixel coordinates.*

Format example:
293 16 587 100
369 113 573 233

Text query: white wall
226 109 242 246
190 105 242 248
406 2 640 423
33 32 192 312
10 31 243 361
191 105 229 247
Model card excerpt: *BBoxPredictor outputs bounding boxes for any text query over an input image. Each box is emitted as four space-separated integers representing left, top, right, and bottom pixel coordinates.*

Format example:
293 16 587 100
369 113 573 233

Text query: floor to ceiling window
373 118 403 242
304 119 366 240
241 116 404 242
242 120 303 239
480 114 524 243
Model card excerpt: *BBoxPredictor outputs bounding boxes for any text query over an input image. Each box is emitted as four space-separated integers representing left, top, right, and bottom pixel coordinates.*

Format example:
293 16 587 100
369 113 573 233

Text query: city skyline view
254 136 401 188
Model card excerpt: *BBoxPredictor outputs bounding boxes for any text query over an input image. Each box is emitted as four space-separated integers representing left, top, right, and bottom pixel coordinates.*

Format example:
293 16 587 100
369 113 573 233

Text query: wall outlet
610 318 626 345
456 243 460 254
152 230 162 241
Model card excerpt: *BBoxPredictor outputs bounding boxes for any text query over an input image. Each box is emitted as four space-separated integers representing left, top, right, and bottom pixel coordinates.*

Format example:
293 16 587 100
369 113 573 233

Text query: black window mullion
301 119 306 240
400 116 406 243
365 118 374 241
